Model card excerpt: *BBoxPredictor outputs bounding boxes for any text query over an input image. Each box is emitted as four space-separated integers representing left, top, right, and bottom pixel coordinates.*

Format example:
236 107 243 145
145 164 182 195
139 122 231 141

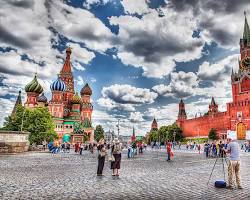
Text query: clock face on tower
241 57 250 70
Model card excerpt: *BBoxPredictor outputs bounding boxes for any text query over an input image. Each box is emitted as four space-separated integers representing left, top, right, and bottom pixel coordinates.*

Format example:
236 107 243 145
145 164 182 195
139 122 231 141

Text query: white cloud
0 98 15 126
110 8 204 78
121 0 149 15
97 84 158 112
97 97 135 111
50 1 114 52
197 54 238 81
129 112 144 122
83 0 112 9
153 71 198 98
66 43 95 65
101 84 158 104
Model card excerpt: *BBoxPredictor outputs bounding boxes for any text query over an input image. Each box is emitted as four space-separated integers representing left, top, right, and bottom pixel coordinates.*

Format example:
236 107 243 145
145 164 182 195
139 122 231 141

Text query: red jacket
167 144 171 153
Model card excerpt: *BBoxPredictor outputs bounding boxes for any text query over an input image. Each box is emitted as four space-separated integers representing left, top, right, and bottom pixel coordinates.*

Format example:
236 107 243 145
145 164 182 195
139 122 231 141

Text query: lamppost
173 131 176 149
173 131 176 142
20 108 26 133
116 119 120 137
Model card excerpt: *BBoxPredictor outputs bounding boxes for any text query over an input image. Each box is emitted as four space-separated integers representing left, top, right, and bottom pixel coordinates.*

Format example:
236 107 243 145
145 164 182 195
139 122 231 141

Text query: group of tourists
241 141 250 152
74 142 94 155
204 141 226 158
96 138 122 176
127 141 146 158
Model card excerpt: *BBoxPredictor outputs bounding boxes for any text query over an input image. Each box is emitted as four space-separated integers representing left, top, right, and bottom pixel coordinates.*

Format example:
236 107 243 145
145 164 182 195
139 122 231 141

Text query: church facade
176 13 250 140
23 47 94 143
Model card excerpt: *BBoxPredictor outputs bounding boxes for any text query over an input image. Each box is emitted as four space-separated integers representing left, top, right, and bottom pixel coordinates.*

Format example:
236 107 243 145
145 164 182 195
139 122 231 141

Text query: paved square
0 150 249 200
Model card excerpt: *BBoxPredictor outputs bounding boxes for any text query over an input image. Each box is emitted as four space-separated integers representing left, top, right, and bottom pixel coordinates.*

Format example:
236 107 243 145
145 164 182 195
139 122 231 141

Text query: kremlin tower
23 48 94 143
176 12 250 140
151 118 158 131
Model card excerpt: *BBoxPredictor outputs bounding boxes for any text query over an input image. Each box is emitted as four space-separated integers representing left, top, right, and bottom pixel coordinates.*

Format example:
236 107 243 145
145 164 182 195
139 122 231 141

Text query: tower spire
243 11 250 43
61 47 72 74
178 98 187 119
11 90 22 117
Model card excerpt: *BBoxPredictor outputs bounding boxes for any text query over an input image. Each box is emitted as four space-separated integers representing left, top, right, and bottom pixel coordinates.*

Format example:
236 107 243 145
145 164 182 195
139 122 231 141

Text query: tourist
204 143 209 158
111 138 122 176
139 142 143 154
97 139 107 176
131 142 137 157
178 141 181 149
197 144 201 154
219 141 224 157
61 142 65 153
223 138 242 189
127 142 132 158
166 141 171 161
66 142 70 153
80 142 84 155
42 140 47 151
75 142 79 153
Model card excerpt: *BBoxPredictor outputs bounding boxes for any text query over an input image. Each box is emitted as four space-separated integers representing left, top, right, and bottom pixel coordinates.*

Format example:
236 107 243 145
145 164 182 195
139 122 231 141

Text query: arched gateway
237 122 246 140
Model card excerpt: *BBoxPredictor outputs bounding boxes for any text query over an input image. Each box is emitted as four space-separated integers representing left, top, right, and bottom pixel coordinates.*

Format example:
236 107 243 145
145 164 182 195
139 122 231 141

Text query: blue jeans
167 153 170 161
127 149 131 158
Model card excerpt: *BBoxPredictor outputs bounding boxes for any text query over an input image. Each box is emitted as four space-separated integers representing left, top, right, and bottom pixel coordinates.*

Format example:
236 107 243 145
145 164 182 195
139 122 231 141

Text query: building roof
61 47 72 74
50 76 66 92
37 93 47 103
81 83 92 96
25 74 43 94
11 90 22 117
243 11 250 42
210 97 217 106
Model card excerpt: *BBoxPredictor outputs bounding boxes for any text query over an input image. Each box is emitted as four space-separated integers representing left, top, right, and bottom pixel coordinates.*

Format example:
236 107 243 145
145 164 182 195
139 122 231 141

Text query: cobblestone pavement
0 149 249 200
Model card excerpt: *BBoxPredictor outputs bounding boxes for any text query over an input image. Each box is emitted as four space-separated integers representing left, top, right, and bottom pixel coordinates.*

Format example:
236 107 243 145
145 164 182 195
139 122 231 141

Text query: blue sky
0 0 249 136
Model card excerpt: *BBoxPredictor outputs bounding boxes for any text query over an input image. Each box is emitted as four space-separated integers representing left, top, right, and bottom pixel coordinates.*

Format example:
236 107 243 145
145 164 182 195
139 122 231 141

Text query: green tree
2 105 25 131
166 123 183 141
94 125 105 142
208 128 218 140
149 130 158 142
158 126 170 143
2 106 58 144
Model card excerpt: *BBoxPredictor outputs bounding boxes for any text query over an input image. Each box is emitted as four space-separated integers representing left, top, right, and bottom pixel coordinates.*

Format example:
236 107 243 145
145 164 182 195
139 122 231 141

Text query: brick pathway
0 150 249 200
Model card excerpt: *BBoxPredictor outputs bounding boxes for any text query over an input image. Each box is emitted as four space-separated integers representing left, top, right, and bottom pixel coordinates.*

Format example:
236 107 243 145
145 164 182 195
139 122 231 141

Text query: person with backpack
111 138 122 176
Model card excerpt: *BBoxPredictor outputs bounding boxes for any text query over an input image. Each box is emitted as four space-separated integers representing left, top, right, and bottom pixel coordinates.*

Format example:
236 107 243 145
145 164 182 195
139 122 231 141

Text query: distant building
176 13 250 140
151 118 158 131
22 48 94 143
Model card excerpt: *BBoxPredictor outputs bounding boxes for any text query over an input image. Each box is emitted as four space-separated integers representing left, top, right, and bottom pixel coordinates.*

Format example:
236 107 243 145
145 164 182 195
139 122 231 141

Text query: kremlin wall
176 13 250 140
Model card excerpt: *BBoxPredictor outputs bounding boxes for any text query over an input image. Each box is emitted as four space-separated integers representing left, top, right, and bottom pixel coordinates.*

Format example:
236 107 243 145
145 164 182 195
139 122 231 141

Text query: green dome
25 75 43 94
71 92 82 104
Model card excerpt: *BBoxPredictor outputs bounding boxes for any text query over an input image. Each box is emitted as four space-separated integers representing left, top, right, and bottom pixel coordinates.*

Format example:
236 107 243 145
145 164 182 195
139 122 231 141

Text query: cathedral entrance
236 122 246 140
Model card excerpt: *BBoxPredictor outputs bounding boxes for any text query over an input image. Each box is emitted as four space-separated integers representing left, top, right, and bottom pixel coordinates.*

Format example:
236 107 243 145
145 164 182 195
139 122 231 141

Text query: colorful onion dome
80 83 92 96
71 92 82 104
50 76 66 92
25 74 43 94
37 93 47 103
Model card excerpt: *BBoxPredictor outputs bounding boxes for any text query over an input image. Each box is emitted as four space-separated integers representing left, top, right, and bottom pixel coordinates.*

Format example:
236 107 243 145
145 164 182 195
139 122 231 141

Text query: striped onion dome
80 83 92 96
25 74 43 94
50 76 66 92
37 93 47 103
71 92 82 104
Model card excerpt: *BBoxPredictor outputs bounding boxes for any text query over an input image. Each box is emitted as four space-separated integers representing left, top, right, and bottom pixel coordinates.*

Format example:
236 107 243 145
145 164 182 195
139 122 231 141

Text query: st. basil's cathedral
21 47 94 143
177 13 250 141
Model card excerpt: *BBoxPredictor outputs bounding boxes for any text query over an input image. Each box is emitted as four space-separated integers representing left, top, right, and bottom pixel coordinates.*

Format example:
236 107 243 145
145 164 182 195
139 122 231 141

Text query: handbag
108 155 115 162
